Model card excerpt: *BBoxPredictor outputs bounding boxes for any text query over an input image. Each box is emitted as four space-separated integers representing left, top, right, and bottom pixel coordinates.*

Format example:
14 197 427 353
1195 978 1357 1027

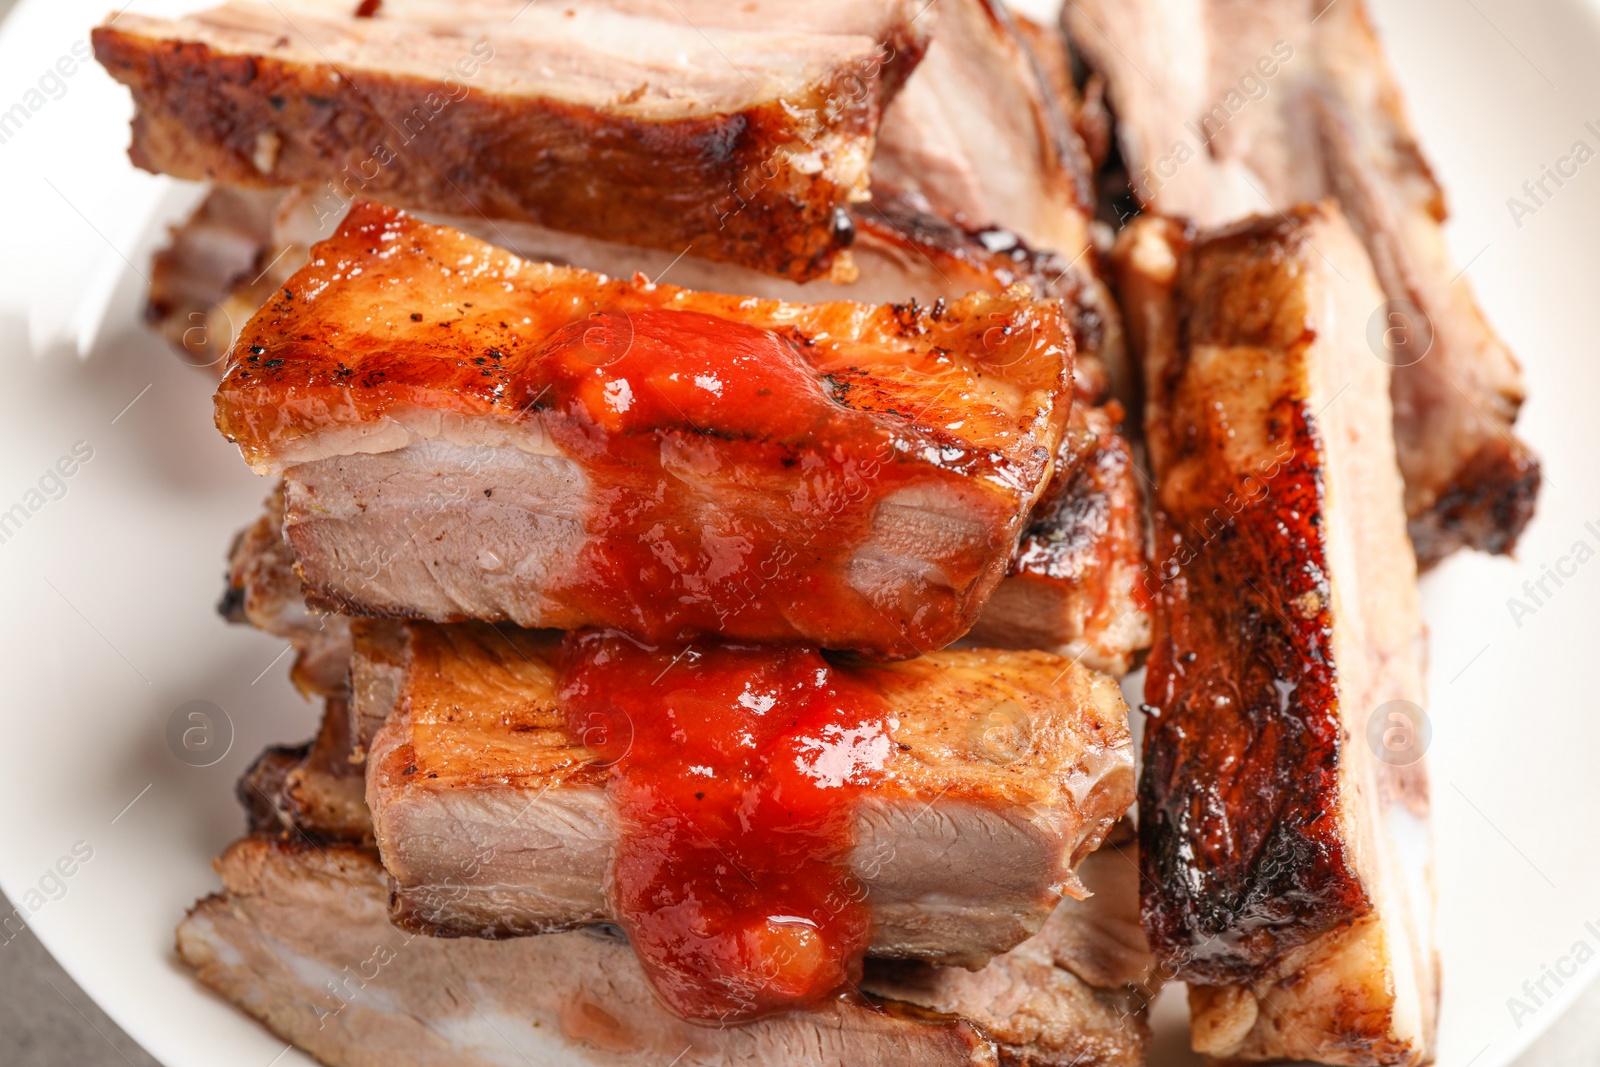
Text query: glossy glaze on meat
93 1 913 282
1063 0 1538 563
1119 207 1435 1065
213 202 1072 658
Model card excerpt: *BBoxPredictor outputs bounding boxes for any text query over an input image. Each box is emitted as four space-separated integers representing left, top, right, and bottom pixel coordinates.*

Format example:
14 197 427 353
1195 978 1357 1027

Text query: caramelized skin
1124 207 1435 1065
1138 213 1365 979
214 202 1072 657
93 4 892 282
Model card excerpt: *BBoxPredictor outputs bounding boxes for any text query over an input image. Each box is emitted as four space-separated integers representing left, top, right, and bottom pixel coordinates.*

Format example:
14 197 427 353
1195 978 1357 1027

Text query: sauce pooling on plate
557 629 894 1021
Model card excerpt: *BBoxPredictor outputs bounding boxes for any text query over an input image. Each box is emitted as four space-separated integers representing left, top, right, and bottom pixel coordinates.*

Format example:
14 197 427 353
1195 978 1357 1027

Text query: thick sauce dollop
557 629 893 1022
523 307 977 658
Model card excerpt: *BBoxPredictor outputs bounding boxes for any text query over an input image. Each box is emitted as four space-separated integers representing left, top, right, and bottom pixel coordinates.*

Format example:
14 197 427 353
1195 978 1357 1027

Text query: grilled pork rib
181 836 999 1067
180 828 1155 1067
967 401 1148 675
355 619 1133 967
213 202 1073 659
224 691 1155 1067
1117 207 1435 1065
93 0 930 282
1064 0 1538 562
178 182 1147 673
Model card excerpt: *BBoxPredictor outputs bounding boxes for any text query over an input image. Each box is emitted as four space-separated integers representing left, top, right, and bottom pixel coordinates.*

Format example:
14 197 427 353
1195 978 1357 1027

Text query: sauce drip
521 307 971 657
557 629 893 1022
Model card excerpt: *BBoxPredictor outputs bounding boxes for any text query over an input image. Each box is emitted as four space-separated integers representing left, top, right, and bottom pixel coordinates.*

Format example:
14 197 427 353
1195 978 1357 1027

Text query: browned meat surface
178 835 1003 1067
160 182 1112 375
215 667 1150 1066
214 203 1072 659
220 484 351 696
1116 208 1436 1065
968 402 1149 675
866 0 1133 404
1063 0 1538 563
93 0 919 282
237 695 371 845
357 620 1133 966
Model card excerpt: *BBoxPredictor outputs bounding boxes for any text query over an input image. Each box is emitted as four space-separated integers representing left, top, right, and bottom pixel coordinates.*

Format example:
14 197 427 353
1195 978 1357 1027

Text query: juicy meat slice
179 835 1002 1067
864 830 1157 1067
93 0 908 283
357 620 1134 968
1063 0 1538 562
872 0 1093 263
214 202 1073 659
220 484 351 697
1117 208 1436 1065
967 401 1149 676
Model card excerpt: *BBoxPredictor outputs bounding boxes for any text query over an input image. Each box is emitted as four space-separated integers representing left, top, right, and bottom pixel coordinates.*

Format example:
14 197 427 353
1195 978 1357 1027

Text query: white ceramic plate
2 1 1598 1064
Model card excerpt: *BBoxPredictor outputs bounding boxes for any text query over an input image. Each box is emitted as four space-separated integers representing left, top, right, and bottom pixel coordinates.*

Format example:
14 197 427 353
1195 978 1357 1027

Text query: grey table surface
0 0 1593 1064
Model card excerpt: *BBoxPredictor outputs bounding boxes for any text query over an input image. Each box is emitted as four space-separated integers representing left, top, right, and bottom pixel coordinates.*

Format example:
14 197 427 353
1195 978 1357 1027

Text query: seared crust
1122 207 1436 1065
1405 429 1540 564
213 201 1069 474
93 5 896 282
1138 214 1364 979
968 402 1149 675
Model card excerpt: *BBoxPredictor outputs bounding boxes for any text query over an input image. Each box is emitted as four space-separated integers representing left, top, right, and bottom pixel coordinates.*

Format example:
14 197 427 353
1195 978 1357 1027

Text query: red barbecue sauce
518 307 966 656
557 629 894 1022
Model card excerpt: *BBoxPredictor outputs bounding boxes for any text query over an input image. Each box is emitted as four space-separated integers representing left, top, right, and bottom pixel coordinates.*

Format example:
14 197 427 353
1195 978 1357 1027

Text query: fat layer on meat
357 620 1134 968
1117 207 1436 1065
1064 0 1538 562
